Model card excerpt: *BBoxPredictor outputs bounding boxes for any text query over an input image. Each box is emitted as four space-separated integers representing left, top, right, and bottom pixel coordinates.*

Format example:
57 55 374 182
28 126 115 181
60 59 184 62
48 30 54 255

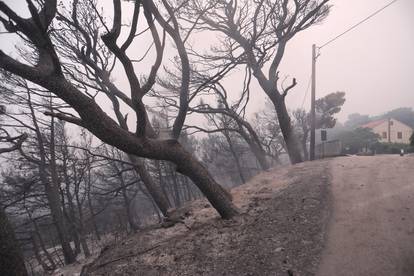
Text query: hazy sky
281 0 414 122
1 0 413 124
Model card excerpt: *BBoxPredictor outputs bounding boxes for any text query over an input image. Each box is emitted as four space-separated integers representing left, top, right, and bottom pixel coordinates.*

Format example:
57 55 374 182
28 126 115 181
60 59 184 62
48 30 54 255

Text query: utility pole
310 44 317 160
388 118 391 143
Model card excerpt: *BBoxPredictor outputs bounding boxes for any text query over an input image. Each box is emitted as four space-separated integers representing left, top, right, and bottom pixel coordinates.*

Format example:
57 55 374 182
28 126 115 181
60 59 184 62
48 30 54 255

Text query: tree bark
270 96 304 164
74 185 91 258
168 164 182 208
223 130 246 184
155 160 172 205
42 168 76 264
170 144 238 219
236 119 271 170
128 155 171 217
121 190 139 232
117 168 140 232
85 157 101 241
87 189 100 241
23 90 76 264
48 116 76 264
29 215 56 270
217 111 271 171
61 150 82 256
63 176 81 256
237 127 270 171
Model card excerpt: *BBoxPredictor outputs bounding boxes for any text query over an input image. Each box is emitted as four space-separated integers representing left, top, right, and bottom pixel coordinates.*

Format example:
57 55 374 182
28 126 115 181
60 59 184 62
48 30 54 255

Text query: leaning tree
182 0 331 163
157 63 272 171
0 0 238 219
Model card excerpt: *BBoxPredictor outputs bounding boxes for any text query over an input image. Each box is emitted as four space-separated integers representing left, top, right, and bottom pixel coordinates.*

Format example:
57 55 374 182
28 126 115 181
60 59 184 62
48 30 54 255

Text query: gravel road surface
318 155 414 276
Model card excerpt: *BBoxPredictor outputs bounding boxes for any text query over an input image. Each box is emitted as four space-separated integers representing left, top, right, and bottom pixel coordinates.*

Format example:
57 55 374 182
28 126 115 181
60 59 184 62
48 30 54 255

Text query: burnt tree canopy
0 0 238 219
180 0 331 163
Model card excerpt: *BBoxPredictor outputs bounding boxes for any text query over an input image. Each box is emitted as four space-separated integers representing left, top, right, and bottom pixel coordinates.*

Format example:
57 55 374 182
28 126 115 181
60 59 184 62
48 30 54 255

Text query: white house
361 118 413 144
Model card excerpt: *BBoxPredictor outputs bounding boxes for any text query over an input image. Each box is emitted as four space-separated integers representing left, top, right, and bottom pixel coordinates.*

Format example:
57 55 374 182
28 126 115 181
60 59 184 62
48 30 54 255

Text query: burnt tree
0 105 28 275
183 0 331 163
0 0 238 219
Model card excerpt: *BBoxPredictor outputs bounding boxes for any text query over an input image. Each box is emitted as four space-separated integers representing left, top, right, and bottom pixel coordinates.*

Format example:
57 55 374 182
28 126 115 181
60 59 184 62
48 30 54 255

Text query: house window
390 121 394 126
382 132 387 139
397 132 403 139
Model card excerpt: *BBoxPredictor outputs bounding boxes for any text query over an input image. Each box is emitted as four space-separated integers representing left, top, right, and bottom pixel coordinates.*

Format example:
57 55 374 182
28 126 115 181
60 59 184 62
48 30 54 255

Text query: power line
319 0 400 49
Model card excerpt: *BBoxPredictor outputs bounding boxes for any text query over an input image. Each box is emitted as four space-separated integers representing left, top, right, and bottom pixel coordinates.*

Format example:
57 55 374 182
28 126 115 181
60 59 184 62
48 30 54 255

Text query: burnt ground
82 160 332 276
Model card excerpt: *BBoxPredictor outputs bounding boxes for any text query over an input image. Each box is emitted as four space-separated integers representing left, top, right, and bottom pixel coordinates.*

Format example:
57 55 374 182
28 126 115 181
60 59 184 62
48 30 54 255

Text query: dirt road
318 155 414 276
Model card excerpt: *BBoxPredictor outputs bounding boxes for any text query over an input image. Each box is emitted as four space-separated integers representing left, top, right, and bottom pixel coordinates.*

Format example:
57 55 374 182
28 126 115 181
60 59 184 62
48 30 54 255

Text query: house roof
360 118 414 130
360 119 387 129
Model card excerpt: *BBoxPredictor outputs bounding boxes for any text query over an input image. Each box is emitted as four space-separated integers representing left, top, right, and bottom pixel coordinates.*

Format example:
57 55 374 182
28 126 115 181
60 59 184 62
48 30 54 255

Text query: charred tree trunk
0 208 28 276
85 157 101 241
86 187 100 241
62 157 82 256
155 160 172 205
237 128 270 171
48 116 76 264
137 182 163 223
106 87 172 218
24 92 76 264
29 215 56 270
223 130 246 184
184 177 201 200
168 164 182 208
170 144 238 219
128 155 171 216
80 235 90 258
64 184 81 256
117 169 140 232
238 40 304 164
270 96 303 164
74 188 91 258
248 143 270 171
236 120 270 171
42 167 76 264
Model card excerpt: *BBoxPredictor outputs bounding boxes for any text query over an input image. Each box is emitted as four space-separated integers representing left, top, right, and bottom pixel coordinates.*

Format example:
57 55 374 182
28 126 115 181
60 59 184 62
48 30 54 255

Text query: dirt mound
83 160 332 276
